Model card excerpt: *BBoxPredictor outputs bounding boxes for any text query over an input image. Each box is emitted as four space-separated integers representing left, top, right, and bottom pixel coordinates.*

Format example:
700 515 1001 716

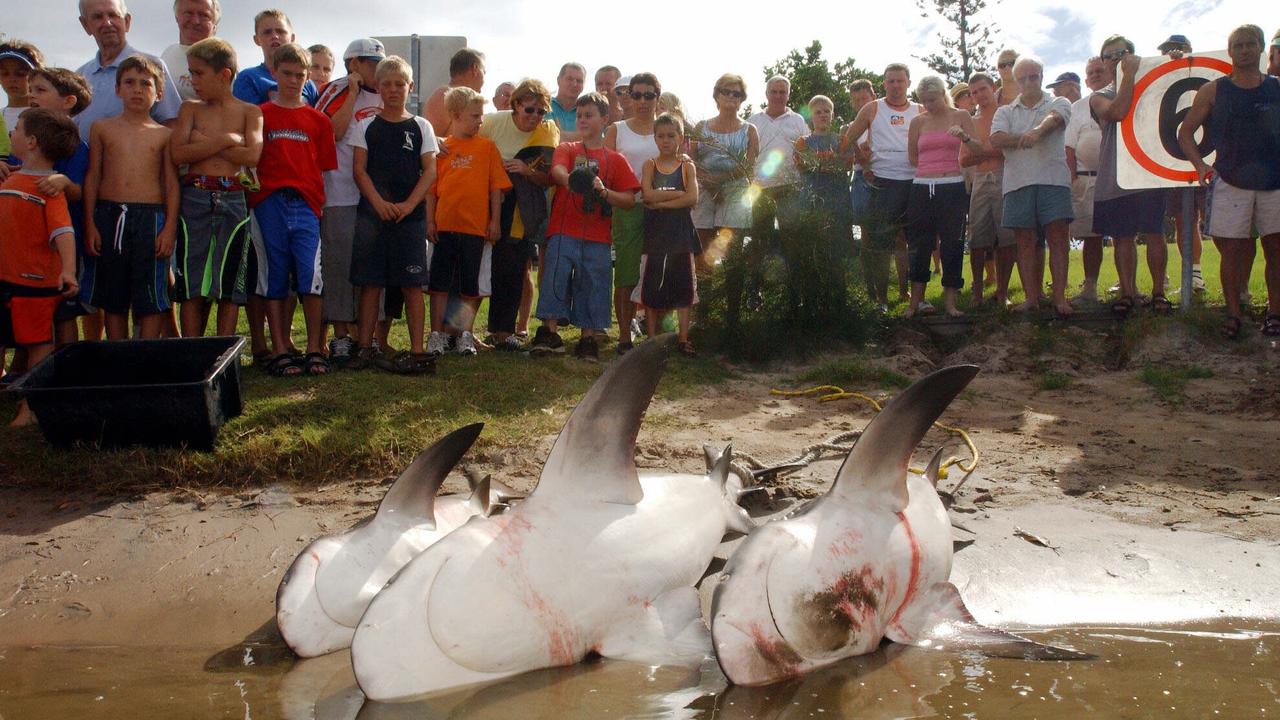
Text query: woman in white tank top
605 72 662 352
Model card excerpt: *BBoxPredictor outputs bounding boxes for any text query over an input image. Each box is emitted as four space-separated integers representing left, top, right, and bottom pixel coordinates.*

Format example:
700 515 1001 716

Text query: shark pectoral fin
376 423 485 530
468 476 493 517
923 446 949 488
890 581 1096 661
487 478 525 505
535 335 676 505
830 366 978 512
597 586 711 668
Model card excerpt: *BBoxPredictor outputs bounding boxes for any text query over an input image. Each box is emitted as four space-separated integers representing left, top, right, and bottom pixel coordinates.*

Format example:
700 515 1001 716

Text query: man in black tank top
1179 24 1280 339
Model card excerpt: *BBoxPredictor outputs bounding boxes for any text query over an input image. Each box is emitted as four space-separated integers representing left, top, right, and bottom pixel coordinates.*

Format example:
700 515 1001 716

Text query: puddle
2 622 1277 718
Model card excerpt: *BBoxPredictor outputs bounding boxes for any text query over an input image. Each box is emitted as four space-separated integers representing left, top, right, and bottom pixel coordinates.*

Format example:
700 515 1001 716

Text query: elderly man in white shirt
990 56 1075 316
161 0 220 102
1065 56 1108 301
747 75 810 257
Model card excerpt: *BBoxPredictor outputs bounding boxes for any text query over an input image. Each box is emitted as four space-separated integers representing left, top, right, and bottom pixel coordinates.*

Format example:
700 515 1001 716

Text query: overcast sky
8 0 1265 119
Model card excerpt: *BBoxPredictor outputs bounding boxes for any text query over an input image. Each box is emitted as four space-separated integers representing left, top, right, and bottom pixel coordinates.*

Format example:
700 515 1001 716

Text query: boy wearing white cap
312 37 386 365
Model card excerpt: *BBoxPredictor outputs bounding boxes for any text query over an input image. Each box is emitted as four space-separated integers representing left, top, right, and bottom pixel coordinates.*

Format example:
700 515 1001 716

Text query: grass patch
0 331 731 492
1139 364 1214 404
1037 371 1072 391
787 358 910 390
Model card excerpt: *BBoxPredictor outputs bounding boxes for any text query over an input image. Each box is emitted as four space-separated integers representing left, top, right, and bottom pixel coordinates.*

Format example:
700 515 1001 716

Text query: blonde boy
82 56 180 341
347 56 438 373
170 37 264 337
426 87 511 356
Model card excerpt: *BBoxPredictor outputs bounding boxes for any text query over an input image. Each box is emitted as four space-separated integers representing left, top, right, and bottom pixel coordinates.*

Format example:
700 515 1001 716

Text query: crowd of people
1 0 1279 426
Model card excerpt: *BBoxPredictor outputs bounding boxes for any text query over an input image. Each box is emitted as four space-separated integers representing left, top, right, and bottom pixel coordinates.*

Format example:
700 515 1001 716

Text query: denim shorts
535 233 612 330
1002 184 1073 229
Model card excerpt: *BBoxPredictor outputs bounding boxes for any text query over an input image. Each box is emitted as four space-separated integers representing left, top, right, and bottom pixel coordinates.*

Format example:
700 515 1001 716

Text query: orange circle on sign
1120 56 1232 182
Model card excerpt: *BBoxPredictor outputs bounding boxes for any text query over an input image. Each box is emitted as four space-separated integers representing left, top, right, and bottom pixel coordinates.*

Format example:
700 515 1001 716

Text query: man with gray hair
162 0 220 101
990 56 1075 315
76 0 183 132
747 75 810 288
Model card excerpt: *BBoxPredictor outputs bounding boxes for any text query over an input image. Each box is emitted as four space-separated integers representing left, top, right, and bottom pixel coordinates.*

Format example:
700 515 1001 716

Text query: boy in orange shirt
0 109 80 426
426 87 511 356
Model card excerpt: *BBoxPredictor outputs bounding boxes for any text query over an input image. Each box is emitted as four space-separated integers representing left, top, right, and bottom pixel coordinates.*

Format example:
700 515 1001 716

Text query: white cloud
6 0 1266 121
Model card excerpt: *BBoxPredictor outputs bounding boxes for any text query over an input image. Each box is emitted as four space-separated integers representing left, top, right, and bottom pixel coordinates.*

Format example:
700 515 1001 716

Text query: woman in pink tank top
904 75 984 318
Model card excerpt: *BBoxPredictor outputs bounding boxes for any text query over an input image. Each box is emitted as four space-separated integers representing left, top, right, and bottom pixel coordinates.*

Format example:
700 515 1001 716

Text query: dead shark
710 365 1091 686
349 335 756 702
276 423 515 658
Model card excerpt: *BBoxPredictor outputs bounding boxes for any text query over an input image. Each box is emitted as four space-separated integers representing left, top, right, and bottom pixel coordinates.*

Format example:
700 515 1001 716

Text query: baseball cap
0 48 38 70
1271 33 1280 49
343 38 386 61
949 81 970 100
1046 71 1080 88
1158 34 1191 52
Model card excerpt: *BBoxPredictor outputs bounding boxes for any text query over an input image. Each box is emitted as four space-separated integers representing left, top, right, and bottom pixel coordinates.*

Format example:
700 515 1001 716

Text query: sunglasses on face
716 87 746 99
630 91 657 100
998 60 1016 69
521 106 548 116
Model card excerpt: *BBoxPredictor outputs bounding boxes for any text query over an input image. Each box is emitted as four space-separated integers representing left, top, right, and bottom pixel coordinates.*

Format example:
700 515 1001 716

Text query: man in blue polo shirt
75 0 183 133
231 9 318 106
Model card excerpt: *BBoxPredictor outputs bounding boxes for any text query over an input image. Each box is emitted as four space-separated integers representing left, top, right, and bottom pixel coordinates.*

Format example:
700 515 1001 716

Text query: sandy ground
2 322 1278 648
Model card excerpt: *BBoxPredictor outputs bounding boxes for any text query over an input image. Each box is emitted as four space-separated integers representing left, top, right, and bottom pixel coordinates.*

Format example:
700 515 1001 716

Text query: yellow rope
770 385 978 478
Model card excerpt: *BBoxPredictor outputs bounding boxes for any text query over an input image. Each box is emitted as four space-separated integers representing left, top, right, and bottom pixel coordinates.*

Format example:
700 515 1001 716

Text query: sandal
375 350 436 375
1223 315 1242 341
1263 314 1280 338
303 352 331 375
267 353 303 377
252 348 273 368
1150 294 1173 315
1110 296 1134 319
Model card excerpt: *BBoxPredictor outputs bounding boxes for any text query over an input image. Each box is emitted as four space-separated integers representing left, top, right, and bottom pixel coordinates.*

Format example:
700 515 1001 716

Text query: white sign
1116 51 1233 190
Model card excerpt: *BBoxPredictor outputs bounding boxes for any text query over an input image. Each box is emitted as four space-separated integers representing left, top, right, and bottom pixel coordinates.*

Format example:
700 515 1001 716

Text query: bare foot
972 291 984 305
946 306 965 318
1055 302 1075 317
1011 299 1037 313
8 408 37 428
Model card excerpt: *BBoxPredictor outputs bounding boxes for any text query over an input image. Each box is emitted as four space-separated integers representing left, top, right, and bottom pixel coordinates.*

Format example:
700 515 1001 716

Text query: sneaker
575 334 599 362
328 336 355 366
529 326 565 355
426 331 448 357
494 335 524 352
917 299 935 314
1192 268 1206 293
456 331 478 356
629 317 643 341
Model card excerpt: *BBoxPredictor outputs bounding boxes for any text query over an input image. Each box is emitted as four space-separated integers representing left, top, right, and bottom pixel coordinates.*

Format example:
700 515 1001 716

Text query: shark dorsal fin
703 444 722 473
468 475 492 516
923 446 948 488
375 423 484 529
830 366 978 512
535 335 675 504
710 444 733 487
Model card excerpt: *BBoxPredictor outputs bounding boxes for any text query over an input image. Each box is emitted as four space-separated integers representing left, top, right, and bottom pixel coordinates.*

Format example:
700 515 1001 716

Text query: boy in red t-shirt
0 109 80 426
425 87 511 357
529 92 639 362
247 44 337 376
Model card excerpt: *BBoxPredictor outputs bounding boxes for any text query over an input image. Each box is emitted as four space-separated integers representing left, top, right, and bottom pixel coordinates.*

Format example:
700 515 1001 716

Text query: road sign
1116 51 1232 189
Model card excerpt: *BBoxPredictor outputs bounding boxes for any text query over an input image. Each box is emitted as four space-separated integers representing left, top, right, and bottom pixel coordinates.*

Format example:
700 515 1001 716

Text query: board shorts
86 200 171 315
176 181 251 305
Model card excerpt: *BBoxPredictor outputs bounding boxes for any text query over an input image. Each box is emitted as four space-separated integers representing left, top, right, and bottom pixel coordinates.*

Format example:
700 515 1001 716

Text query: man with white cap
313 37 387 365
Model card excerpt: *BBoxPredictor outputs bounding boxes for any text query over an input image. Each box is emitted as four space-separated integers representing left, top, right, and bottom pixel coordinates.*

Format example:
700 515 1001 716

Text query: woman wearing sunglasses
604 72 662 353
477 78 560 350
691 74 759 328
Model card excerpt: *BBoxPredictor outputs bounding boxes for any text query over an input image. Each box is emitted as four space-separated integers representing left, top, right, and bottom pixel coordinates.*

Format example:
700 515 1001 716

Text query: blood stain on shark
796 566 885 652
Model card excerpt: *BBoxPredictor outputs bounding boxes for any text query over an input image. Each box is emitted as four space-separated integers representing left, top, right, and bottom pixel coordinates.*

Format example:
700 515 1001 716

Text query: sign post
1117 52 1232 310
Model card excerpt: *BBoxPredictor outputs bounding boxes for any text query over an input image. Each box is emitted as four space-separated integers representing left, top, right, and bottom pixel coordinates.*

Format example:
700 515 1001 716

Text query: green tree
761 41 884 126
915 0 1001 85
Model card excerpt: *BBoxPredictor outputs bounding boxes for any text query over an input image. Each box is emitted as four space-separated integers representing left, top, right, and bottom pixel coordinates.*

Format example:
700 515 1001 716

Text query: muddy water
2 622 1277 719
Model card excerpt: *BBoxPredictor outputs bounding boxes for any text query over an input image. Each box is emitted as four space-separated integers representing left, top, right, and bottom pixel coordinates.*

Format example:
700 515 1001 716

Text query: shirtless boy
170 37 263 337
83 55 180 340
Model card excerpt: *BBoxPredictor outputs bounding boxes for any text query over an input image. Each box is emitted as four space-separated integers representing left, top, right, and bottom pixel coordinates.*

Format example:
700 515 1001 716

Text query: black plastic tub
12 336 247 451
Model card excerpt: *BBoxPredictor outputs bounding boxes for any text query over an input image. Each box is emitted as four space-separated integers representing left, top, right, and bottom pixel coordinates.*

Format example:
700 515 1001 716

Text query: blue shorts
250 189 322 300
85 201 171 316
1002 184 1073 229
536 233 612 331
